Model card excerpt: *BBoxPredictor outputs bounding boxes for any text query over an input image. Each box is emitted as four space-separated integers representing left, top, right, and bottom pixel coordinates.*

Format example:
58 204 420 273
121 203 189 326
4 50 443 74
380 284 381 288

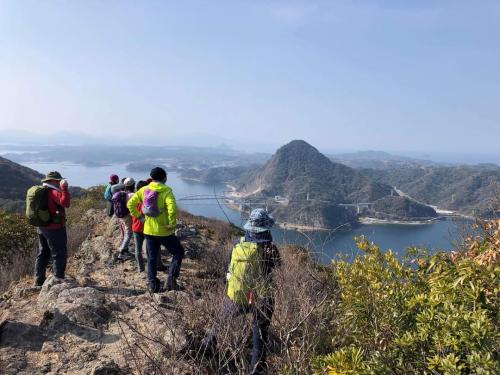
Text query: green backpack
26 186 51 226
227 240 265 305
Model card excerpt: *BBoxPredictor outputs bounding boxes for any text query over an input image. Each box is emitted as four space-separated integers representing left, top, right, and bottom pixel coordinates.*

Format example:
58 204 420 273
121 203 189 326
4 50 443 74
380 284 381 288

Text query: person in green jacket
127 167 184 292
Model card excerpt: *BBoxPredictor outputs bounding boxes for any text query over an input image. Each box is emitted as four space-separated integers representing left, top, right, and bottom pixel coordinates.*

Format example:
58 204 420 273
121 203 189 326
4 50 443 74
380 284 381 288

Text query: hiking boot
34 277 45 287
117 252 133 261
149 285 166 294
166 278 179 291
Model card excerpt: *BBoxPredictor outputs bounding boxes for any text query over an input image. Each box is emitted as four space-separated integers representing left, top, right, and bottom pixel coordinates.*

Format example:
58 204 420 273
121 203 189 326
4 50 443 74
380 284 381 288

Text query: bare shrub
115 239 336 374
0 211 37 292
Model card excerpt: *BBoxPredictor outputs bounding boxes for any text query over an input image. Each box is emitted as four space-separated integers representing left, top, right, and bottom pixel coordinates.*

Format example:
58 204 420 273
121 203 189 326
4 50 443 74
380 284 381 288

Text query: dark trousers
35 227 68 282
134 232 146 272
135 232 167 273
206 297 274 373
145 234 184 291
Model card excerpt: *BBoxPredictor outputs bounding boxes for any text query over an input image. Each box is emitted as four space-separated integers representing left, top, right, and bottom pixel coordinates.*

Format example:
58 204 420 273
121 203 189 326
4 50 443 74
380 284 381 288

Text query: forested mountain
237 140 392 204
362 165 500 216
0 156 85 212
235 140 406 228
0 156 43 212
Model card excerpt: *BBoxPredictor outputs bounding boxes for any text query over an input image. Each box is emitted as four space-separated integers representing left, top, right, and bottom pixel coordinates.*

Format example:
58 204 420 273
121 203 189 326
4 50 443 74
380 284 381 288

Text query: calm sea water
25 161 466 263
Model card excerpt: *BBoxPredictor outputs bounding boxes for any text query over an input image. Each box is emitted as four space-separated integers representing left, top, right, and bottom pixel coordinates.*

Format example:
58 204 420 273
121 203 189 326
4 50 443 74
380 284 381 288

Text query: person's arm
165 190 177 228
54 180 71 208
127 191 142 219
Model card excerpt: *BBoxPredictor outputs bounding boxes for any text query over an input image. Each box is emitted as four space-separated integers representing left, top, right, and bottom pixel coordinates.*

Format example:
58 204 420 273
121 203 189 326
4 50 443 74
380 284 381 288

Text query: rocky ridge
0 209 230 374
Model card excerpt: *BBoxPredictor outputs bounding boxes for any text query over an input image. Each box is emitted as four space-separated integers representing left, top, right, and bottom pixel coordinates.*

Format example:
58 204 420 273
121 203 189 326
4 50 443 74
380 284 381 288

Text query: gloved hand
60 179 69 190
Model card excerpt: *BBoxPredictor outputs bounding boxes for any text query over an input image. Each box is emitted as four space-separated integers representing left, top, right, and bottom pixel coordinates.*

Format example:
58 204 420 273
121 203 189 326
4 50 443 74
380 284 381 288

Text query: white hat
124 177 135 187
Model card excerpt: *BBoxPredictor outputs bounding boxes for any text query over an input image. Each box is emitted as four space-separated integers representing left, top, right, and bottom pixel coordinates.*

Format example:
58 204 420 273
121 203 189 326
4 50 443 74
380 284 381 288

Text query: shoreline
224 184 473 230
359 217 440 225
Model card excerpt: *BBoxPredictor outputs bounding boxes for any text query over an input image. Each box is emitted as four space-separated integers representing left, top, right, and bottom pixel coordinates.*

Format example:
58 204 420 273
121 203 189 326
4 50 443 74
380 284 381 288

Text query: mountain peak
277 140 320 153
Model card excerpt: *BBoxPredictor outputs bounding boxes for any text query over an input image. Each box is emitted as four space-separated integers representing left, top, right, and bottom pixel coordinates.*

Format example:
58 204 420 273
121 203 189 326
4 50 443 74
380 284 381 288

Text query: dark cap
150 167 167 181
42 171 63 183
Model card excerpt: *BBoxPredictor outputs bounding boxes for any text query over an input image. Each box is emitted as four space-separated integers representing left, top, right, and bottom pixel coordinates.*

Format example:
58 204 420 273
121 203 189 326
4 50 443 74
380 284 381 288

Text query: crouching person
26 171 71 286
203 208 281 374
127 167 184 293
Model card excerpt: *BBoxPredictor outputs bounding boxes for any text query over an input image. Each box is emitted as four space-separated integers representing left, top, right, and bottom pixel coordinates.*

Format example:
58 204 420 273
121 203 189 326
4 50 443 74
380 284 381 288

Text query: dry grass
116 217 336 374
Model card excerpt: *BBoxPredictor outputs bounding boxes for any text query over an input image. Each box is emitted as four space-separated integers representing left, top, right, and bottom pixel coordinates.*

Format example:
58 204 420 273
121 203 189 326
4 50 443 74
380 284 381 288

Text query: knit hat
124 177 135 187
243 208 275 233
110 174 119 184
150 167 167 181
135 180 148 191
42 171 63 183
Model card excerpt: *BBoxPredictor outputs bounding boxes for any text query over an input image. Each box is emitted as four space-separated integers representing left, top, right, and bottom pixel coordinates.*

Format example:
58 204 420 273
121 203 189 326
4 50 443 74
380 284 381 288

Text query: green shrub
315 224 500 374
0 210 37 264
66 185 106 225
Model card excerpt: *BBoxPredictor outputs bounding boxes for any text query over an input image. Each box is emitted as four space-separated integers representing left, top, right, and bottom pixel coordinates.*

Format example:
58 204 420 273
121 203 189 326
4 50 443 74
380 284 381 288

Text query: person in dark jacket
203 208 281 374
34 171 71 286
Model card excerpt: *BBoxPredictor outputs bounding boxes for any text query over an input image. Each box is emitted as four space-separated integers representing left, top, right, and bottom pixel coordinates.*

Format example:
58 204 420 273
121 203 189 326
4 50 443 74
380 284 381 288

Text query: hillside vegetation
1 188 498 373
371 196 438 220
363 165 500 217
236 140 398 228
0 156 43 212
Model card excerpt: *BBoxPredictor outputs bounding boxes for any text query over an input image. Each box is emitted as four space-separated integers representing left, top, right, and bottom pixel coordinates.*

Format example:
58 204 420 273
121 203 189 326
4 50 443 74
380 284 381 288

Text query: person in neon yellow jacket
127 167 184 292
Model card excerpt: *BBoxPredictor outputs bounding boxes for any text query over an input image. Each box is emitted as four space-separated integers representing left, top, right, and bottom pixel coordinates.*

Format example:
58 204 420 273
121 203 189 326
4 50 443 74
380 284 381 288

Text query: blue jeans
145 234 184 291
35 227 68 282
135 232 167 273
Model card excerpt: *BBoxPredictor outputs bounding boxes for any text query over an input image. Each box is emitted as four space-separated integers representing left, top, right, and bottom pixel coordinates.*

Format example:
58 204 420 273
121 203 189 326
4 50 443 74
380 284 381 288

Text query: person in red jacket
34 171 71 286
132 180 148 272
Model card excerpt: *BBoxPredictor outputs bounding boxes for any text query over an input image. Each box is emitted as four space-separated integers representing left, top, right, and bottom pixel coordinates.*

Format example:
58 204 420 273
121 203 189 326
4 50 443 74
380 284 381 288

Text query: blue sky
0 1 499 153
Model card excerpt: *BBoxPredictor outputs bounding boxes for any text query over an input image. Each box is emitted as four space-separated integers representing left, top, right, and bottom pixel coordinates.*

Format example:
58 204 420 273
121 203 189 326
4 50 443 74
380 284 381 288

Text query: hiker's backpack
227 241 265 305
26 186 51 226
103 183 113 201
142 188 161 217
111 191 129 218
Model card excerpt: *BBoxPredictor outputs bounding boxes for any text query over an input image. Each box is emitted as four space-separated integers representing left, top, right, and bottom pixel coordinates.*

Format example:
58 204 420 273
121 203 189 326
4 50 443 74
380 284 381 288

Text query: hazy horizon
1 1 499 154
2 130 500 165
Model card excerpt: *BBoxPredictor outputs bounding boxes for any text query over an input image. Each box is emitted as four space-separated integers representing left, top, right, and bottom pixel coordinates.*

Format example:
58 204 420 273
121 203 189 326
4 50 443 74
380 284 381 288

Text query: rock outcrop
0 209 220 374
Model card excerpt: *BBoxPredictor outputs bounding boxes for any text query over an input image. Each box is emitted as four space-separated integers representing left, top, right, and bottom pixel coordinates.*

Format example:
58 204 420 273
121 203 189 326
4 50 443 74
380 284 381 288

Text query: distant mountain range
329 150 440 169
183 141 499 223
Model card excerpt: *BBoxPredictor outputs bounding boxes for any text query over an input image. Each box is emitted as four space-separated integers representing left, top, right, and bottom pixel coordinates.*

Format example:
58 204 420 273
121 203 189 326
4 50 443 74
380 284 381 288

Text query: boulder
38 277 111 329
54 287 110 327
37 276 76 310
